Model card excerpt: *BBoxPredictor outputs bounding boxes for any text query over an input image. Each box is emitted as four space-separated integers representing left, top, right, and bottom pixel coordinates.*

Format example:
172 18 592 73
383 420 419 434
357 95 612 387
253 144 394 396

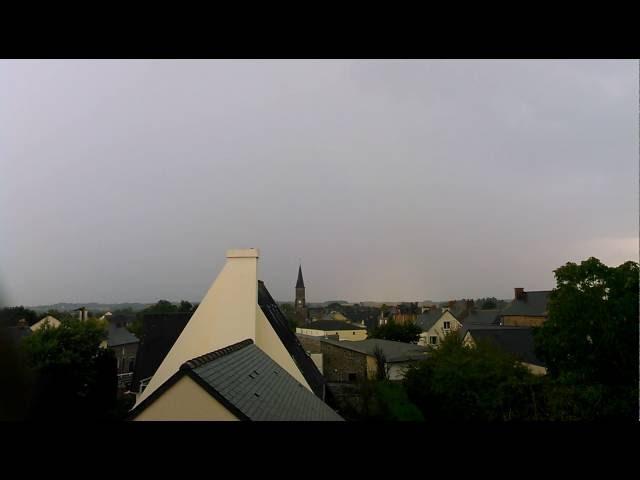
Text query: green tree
21 318 120 419
128 299 183 339
178 300 193 312
404 332 537 421
373 345 389 380
480 298 497 309
370 320 422 344
532 257 639 420
278 303 298 332
534 257 639 386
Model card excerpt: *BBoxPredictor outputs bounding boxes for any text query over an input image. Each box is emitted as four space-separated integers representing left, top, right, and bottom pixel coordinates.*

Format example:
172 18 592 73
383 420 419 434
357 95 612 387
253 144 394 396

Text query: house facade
296 319 368 341
129 248 339 421
320 338 429 382
500 288 551 327
416 309 463 347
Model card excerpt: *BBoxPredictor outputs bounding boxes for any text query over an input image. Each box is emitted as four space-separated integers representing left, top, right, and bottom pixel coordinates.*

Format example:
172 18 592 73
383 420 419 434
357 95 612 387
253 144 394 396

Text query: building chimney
448 300 455 308
514 288 526 301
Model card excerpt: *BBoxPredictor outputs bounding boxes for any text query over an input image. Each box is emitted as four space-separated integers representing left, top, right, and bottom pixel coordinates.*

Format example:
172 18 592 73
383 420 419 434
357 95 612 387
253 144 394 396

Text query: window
352 331 356 335
443 321 451 330
429 336 438 345
128 358 135 373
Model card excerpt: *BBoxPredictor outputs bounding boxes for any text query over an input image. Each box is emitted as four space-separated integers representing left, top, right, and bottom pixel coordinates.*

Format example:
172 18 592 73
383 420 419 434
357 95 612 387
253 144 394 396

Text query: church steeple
295 264 307 323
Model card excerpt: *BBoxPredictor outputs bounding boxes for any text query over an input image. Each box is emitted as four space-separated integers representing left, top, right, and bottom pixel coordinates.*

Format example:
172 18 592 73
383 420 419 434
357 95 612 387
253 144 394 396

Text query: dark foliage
370 320 422 344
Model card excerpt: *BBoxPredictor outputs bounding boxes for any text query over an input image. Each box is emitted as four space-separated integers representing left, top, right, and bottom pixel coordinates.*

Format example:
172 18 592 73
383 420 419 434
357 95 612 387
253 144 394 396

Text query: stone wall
320 341 369 383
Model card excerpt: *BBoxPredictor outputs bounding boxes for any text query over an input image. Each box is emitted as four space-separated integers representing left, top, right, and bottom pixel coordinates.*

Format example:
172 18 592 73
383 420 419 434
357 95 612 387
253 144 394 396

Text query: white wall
135 249 259 407
418 310 462 347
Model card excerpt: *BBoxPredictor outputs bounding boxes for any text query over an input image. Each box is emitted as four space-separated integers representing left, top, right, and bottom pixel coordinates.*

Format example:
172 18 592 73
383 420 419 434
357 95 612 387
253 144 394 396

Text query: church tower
295 264 308 324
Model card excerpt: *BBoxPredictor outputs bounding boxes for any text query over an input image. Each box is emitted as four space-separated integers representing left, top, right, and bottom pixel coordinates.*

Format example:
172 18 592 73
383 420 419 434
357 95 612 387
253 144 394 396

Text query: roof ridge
180 339 254 370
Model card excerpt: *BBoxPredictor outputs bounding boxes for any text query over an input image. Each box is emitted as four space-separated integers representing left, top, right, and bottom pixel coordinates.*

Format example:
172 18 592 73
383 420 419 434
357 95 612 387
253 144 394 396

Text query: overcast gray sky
1 60 637 306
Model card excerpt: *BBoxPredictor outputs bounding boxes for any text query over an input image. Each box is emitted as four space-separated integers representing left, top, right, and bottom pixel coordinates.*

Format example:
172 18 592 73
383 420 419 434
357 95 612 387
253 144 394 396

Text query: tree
480 298 497 309
128 299 184 339
178 300 193 312
278 303 298 332
532 257 639 420
534 257 639 386
21 318 119 419
0 306 38 327
370 320 422 344
404 332 537 421
373 345 390 380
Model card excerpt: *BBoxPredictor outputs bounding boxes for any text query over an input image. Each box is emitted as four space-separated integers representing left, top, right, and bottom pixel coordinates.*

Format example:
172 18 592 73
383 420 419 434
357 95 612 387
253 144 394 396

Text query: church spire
296 264 305 289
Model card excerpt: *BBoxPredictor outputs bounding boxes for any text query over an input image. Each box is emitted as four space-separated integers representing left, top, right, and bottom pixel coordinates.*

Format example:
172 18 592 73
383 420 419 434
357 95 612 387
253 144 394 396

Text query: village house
102 314 139 390
296 318 368 341
415 308 463 347
320 338 429 382
295 332 340 374
500 288 551 327
30 315 61 331
128 248 341 421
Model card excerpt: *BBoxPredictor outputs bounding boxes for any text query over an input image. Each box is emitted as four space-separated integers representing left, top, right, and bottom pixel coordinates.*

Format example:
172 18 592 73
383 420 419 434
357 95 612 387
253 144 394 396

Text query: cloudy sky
1 60 637 305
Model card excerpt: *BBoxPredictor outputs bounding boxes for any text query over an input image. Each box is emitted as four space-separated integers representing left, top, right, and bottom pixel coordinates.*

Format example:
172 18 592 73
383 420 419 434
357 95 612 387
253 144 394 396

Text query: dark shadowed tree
370 320 422 344
0 306 38 327
22 318 119 419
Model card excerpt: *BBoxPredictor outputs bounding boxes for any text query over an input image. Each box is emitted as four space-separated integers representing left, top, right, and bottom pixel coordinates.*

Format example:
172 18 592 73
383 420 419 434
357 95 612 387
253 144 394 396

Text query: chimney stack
514 288 526 301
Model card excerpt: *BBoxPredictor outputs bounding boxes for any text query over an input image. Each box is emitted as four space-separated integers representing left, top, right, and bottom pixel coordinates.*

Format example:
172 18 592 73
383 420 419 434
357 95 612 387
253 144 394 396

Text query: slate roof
465 326 545 366
258 280 327 400
107 321 139 347
501 290 551 317
296 265 305 288
322 338 429 363
131 339 343 421
415 309 446 332
463 309 501 326
305 319 367 331
131 312 192 392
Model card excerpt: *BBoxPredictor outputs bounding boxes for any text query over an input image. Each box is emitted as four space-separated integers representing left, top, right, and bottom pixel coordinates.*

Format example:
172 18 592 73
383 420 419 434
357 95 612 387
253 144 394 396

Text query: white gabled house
415 308 463 347
129 248 341 421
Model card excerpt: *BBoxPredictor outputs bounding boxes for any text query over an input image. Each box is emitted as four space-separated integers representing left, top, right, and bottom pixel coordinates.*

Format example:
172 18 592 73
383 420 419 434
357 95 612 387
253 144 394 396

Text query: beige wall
136 249 259 407
134 376 239 421
502 315 546 327
31 316 60 331
523 362 547 376
296 327 367 341
418 311 462 347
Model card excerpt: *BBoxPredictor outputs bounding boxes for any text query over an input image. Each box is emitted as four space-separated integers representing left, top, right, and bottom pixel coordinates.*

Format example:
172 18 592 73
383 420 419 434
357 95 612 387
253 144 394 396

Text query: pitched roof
463 309 501 326
131 312 192 392
132 339 343 421
258 280 327 399
107 321 139 347
501 290 551 317
321 338 429 363
305 319 367 331
415 309 447 332
296 265 305 289
466 327 545 367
